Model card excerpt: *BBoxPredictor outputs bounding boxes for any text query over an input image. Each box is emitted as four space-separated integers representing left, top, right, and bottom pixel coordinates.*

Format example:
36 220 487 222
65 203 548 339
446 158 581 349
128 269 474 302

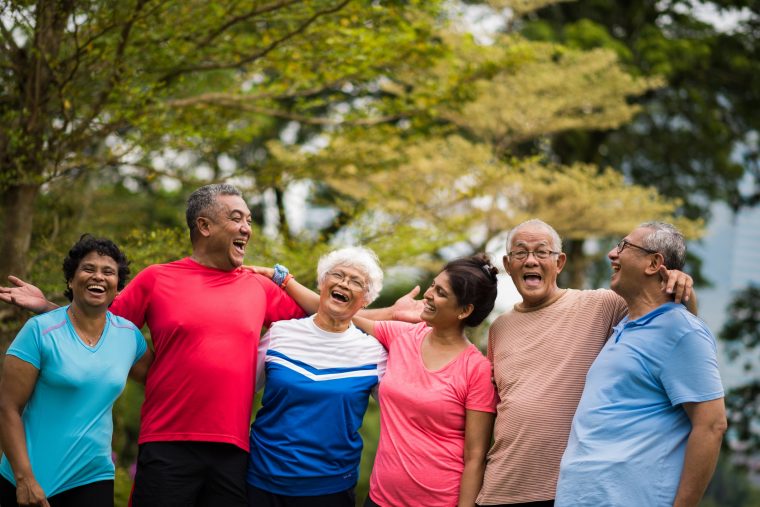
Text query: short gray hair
186 184 242 241
639 221 686 270
506 218 563 252
317 246 383 304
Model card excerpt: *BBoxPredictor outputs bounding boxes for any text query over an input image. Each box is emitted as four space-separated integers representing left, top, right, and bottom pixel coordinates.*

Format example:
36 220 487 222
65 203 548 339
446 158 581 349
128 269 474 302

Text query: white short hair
316 246 383 304
506 218 563 252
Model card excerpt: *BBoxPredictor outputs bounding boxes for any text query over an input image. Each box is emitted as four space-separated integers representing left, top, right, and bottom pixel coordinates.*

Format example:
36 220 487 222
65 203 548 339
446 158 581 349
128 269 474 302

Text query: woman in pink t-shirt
354 254 498 507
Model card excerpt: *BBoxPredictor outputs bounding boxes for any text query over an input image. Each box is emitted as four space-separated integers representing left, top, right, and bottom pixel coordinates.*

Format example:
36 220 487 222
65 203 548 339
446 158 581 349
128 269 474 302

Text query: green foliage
720 285 760 451
528 1 760 220
700 455 760 507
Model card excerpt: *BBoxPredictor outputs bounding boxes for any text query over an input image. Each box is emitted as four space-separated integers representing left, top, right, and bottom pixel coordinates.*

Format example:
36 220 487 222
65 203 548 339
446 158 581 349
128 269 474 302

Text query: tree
0 0 448 281
525 0 760 220
721 284 760 452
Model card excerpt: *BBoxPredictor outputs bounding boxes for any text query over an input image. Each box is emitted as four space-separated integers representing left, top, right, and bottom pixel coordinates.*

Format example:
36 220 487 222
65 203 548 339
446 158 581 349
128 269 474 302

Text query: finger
407 285 421 298
672 280 684 304
682 280 693 302
658 266 675 293
7 275 26 287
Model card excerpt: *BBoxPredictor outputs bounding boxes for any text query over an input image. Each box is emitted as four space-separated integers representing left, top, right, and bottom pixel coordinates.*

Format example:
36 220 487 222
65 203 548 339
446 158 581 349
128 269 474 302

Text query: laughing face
607 227 654 298
68 251 119 310
504 225 567 309
205 194 252 270
318 265 370 322
420 271 466 328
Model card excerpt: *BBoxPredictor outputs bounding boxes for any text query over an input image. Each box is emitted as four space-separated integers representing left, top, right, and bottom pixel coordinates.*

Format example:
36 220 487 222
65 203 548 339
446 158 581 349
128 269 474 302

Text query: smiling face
203 194 252 270
421 271 468 328
504 225 567 309
607 227 654 298
68 251 119 311
317 265 370 322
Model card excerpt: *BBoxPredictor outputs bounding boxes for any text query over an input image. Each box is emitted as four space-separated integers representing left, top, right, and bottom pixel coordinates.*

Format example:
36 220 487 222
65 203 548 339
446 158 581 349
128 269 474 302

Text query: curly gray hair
316 246 383 304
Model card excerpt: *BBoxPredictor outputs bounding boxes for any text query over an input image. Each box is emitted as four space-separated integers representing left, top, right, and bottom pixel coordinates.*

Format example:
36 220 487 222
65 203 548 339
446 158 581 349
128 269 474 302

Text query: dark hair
443 253 498 327
63 234 130 301
186 183 242 242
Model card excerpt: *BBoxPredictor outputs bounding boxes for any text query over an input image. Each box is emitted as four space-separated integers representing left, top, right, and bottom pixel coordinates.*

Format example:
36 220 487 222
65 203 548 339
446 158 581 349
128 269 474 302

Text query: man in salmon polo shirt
556 222 725 506
476 219 695 507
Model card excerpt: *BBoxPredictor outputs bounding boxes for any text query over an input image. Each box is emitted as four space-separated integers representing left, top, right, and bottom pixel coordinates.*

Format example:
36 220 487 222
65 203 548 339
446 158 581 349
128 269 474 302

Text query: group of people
0 183 726 507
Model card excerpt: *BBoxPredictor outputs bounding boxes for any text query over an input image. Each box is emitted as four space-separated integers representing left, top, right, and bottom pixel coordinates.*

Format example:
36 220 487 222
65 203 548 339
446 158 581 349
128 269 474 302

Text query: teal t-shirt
0 305 146 497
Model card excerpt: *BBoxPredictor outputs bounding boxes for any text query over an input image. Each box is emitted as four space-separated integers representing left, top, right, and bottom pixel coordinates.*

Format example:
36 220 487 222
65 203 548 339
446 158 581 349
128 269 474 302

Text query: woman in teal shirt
0 235 152 507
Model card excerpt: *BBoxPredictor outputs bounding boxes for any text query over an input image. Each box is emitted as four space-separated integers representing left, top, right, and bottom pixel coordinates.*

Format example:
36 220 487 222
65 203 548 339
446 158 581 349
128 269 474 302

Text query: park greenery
1 0 759 505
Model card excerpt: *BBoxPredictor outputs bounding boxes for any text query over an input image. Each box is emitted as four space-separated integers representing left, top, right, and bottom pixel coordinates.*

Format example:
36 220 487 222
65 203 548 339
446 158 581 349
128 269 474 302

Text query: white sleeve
255 331 271 392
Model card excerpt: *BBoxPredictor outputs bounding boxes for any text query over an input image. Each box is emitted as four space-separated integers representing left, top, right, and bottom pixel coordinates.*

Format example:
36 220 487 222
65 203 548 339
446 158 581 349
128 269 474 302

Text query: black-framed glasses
327 271 367 292
616 239 657 255
507 249 560 261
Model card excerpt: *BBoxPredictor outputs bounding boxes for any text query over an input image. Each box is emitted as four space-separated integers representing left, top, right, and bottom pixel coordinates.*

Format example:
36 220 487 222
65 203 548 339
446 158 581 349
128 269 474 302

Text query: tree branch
165 93 404 126
195 0 304 50
159 0 351 84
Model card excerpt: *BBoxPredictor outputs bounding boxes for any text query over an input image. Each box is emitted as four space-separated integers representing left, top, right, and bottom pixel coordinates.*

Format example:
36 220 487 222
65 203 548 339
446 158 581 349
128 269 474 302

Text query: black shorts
0 476 113 507
130 441 248 507
246 484 355 507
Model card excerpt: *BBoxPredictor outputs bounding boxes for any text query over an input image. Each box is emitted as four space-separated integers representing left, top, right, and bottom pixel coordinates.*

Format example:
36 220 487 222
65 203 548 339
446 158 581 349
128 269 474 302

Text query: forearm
0 407 35 481
672 426 723 507
283 278 319 315
458 456 487 507
357 306 393 320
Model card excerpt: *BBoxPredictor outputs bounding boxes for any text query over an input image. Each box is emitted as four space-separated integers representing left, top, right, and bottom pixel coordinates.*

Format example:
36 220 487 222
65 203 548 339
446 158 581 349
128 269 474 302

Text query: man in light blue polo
556 222 726 507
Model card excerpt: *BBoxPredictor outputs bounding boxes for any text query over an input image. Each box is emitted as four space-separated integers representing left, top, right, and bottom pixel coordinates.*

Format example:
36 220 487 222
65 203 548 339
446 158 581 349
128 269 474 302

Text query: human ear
459 303 474 320
196 217 212 237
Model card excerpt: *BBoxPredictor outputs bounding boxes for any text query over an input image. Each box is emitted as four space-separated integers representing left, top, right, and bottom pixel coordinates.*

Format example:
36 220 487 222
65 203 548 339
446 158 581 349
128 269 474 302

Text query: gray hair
317 246 383 304
186 184 242 241
506 218 563 252
639 221 686 270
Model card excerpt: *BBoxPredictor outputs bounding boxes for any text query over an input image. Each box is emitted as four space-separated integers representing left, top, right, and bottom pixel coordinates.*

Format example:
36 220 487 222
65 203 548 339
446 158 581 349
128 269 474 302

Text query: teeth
331 291 349 302
87 285 105 293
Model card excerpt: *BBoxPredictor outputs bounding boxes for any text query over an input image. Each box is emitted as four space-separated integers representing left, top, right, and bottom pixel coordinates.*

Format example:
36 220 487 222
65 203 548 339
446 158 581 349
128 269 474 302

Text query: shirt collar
612 302 681 342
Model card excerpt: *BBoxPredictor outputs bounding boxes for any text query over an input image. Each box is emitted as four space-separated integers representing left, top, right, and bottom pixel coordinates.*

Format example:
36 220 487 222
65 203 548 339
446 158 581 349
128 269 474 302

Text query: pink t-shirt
369 321 497 507
110 257 304 451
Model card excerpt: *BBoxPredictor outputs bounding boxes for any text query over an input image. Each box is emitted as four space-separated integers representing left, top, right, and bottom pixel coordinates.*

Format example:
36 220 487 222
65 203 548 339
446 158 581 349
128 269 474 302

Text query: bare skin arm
672 398 727 507
0 357 50 507
128 347 154 384
244 266 423 321
0 276 58 314
458 410 495 507
659 267 697 311
351 315 377 337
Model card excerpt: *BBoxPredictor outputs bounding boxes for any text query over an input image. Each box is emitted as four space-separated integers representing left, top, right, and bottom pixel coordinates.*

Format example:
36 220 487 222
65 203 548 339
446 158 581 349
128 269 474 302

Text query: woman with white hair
245 246 387 507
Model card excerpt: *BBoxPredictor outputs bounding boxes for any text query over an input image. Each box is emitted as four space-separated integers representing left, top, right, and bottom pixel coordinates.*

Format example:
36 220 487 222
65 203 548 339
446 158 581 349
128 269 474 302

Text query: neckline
418 329 472 373
514 288 569 313
66 305 108 351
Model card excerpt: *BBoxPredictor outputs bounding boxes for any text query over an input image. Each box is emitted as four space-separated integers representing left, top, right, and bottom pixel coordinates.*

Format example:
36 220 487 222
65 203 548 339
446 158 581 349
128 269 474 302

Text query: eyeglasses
327 271 367 292
616 239 657 255
507 249 560 261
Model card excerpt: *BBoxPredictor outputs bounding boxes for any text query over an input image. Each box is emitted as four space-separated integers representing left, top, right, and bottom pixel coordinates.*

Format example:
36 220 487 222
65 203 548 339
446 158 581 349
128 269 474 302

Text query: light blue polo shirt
0 306 146 497
556 302 724 507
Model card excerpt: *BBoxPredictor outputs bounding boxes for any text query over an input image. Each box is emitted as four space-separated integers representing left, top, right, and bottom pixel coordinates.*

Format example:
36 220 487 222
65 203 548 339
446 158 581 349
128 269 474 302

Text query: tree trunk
559 238 591 289
0 183 40 282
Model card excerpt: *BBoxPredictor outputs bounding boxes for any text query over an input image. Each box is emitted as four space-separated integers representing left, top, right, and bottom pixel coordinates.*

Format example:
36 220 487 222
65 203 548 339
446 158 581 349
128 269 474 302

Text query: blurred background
0 0 758 505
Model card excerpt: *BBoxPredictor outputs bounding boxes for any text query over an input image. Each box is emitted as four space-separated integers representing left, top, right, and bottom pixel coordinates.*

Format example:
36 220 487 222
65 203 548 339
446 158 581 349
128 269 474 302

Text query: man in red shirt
0 184 325 506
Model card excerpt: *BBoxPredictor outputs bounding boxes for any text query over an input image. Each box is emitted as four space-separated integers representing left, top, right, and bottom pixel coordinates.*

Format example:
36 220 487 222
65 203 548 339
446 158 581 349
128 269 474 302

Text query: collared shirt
556 302 724 507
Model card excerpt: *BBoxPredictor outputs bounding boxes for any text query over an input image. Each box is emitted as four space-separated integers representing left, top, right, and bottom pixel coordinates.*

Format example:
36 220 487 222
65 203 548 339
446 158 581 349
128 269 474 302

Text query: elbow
712 416 728 438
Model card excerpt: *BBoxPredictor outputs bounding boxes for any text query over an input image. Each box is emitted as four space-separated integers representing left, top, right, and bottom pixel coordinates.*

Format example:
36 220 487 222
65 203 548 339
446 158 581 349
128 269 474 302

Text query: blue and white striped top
246 315 387 495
